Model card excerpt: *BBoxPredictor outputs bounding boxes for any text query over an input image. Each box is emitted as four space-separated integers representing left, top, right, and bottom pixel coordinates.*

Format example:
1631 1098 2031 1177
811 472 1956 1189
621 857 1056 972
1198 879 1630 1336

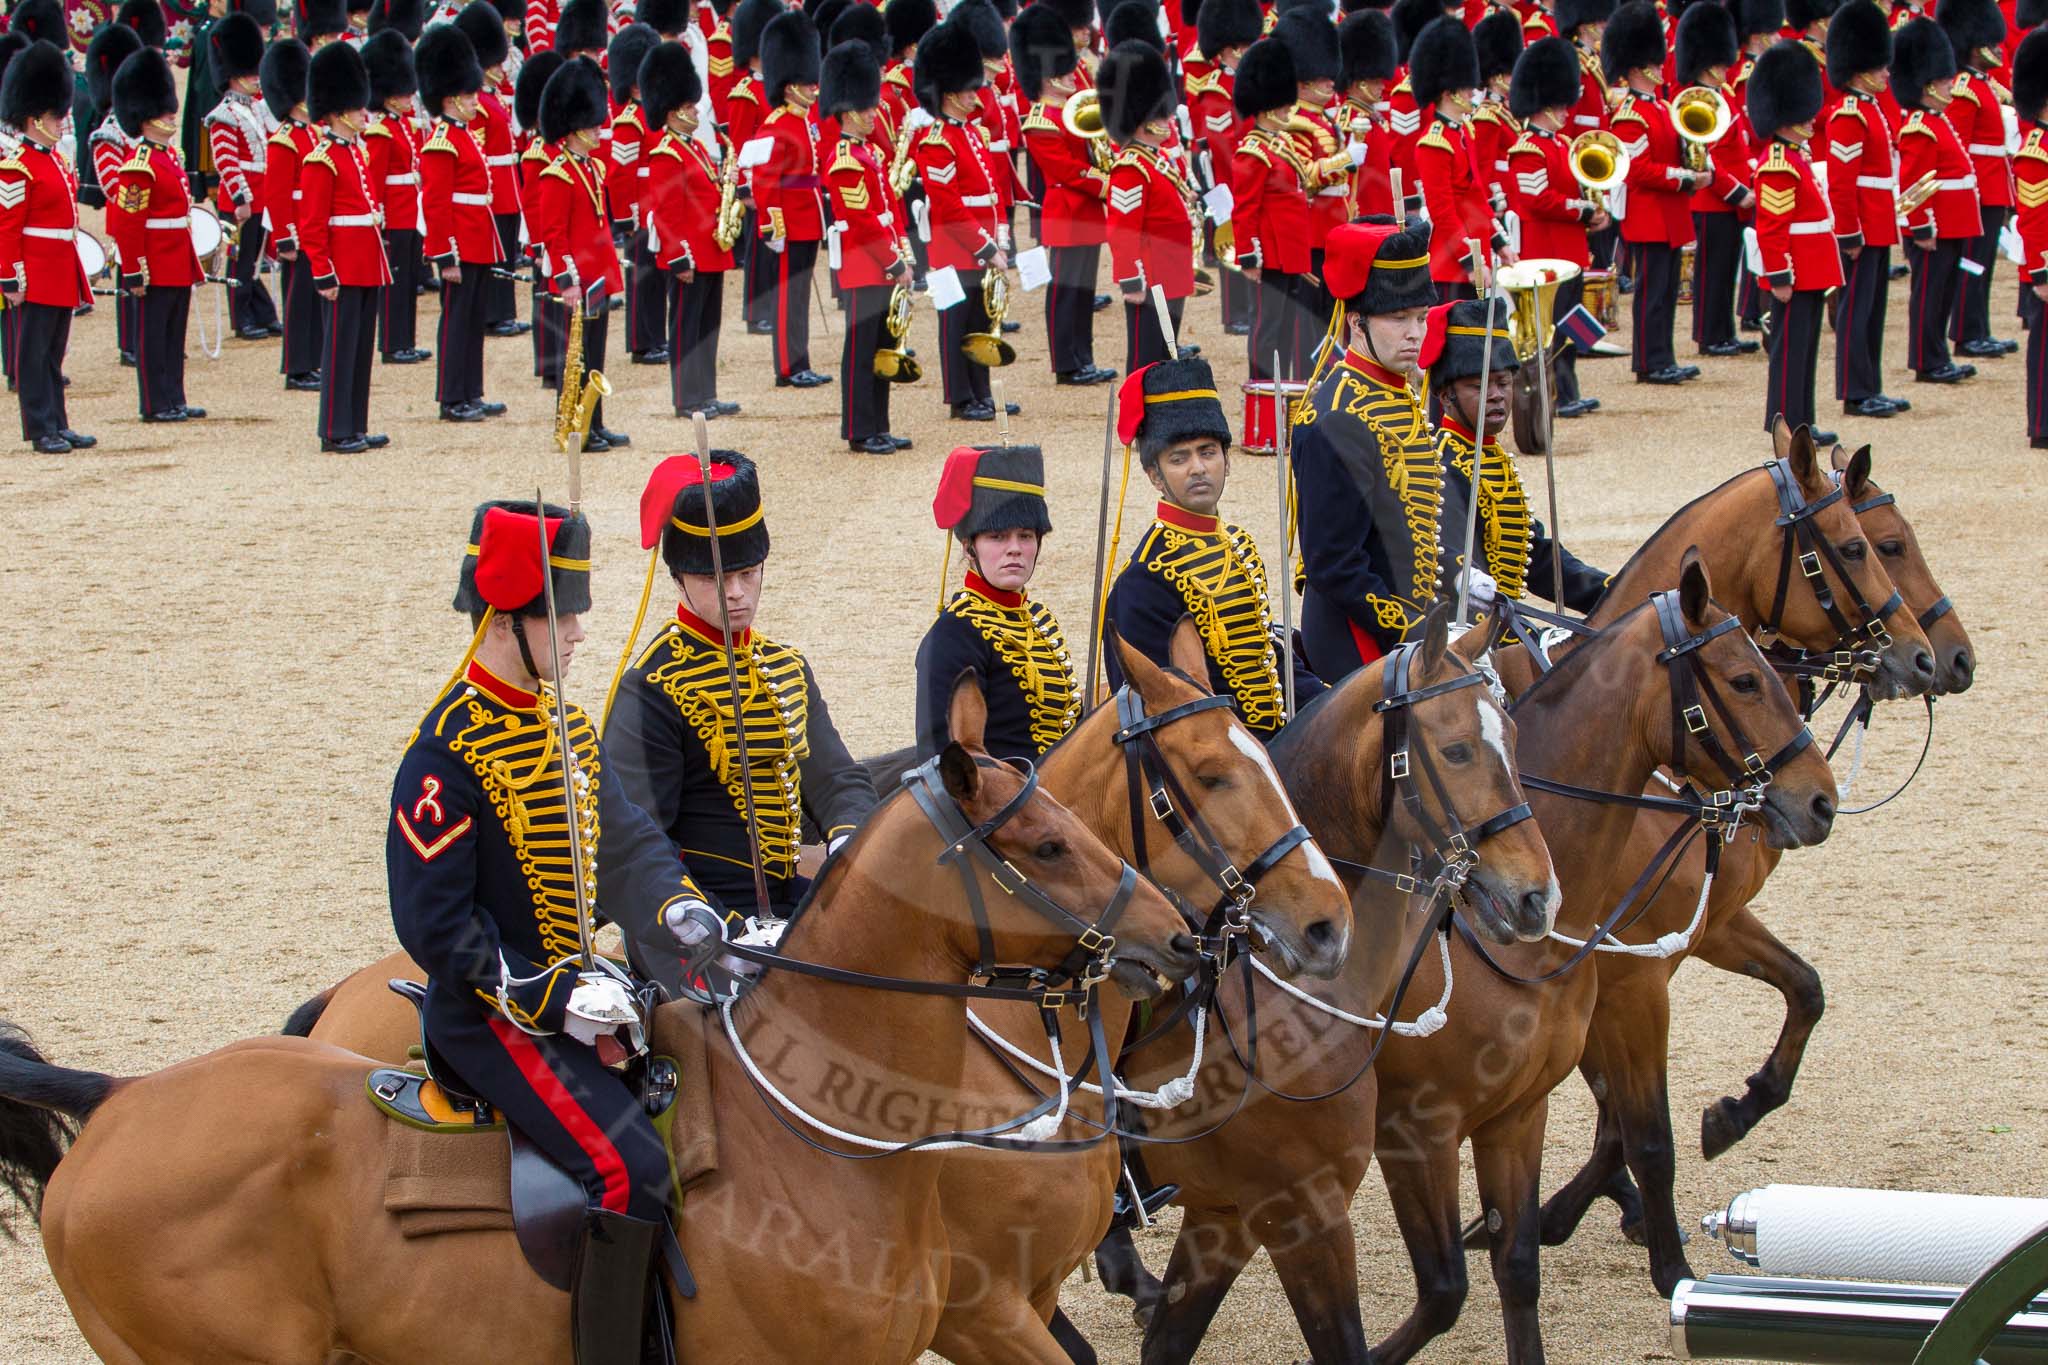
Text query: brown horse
1532 442 1976 1296
1084 599 1563 1364
0 709 1200 1364
278 623 1361 1365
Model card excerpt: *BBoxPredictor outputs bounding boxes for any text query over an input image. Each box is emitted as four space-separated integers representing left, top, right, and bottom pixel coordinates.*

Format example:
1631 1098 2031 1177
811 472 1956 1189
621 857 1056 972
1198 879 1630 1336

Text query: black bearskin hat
884 0 937 54
647 455 773 576
540 53 607 139
1475 9 1522 82
454 500 594 617
0 37 67 124
1042 0 1095 32
832 3 889 65
637 0 690 34
1105 1 1166 54
608 21 659 99
260 38 312 119
1937 0 2005 64
515 47 564 129
1554 0 1615 39
813 0 851 51
1733 0 1785 43
761 9 821 101
1098 39 1175 140
1510 34 1580 116
1117 360 1231 469
2014 25 2048 123
638 40 699 124
6 0 62 47
1010 2 1078 99
113 0 167 47
1199 0 1262 58
234 0 280 30
1890 17 1956 109
307 38 369 119
1326 215 1435 313
347 0 375 23
913 18 984 112
417 23 483 110
211 11 267 81
1784 0 1836 30
1424 296 1518 388
1391 0 1438 56
87 22 143 113
454 0 511 68
1747 36 1824 133
362 27 416 100
1409 16 1477 108
554 0 609 53
1344 0 1392 11
954 0 1007 60
112 47 176 135
1823 0 1887 86
1676 0 1739 86
1341 10 1398 85
820 37 880 111
933 445 1054 540
732 0 784 63
1272 9 1340 82
297 0 349 41
366 0 425 38
1600 0 1664 83
1233 36 1296 114
489 0 522 26
1276 0 1329 14
2021 0 2048 33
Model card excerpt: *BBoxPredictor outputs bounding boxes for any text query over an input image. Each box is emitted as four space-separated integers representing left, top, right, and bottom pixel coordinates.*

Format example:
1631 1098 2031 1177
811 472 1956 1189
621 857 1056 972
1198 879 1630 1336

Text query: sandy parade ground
0 209 2043 1364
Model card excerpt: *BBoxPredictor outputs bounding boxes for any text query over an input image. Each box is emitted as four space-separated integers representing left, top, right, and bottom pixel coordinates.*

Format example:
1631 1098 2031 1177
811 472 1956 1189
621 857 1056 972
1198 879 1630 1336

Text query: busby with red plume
644 454 774 575
455 500 594 617
1421 295 1517 386
113 0 167 48
367 0 425 40
6 0 63 48
297 0 349 42
1325 215 1434 313
933 446 1053 540
87 22 144 115
1118 359 1231 468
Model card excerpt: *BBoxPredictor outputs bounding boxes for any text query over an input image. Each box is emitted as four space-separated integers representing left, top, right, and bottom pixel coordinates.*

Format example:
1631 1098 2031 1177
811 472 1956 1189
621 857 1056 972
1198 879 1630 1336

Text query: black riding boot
1107 1137 1179 1232
573 1209 661 1365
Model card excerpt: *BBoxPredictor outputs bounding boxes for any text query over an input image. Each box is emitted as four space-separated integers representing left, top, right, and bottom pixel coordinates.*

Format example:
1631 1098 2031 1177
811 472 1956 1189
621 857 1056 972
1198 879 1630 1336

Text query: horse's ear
1452 595 1506 664
1770 414 1792 461
1679 546 1713 627
1843 444 1872 500
1420 596 1452 674
947 669 988 753
938 741 981 804
1167 615 1212 692
1107 621 1158 699
1787 424 1825 495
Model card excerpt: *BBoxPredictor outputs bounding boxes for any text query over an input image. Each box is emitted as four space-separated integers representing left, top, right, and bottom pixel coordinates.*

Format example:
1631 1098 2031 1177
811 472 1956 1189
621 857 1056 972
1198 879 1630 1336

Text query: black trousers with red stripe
1044 244 1099 375
1907 238 1963 374
379 226 421 357
136 285 191 417
629 227 667 357
436 262 489 407
1630 241 1680 374
1764 286 1823 434
1124 293 1184 375
230 218 280 335
1249 270 1299 382
1833 244 1889 402
769 238 818 378
319 284 377 442
1950 204 2008 346
669 269 723 414
841 283 892 441
485 214 520 326
2027 280 2047 440
426 991 670 1221
15 302 70 440
534 282 565 387
281 251 325 377
938 266 994 407
115 289 136 360
1692 211 1741 349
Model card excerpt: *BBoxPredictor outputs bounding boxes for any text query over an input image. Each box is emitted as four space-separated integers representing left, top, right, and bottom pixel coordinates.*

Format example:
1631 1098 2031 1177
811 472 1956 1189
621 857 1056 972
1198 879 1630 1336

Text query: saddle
367 980 719 1295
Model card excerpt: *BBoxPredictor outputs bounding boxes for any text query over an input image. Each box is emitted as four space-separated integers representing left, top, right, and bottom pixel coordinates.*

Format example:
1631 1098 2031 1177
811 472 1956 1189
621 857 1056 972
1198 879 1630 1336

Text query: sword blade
535 488 597 973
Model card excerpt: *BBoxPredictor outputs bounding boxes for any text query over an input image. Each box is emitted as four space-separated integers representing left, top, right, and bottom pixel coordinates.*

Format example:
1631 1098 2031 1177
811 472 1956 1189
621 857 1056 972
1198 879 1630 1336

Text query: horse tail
280 985 336 1038
0 1022 111 1233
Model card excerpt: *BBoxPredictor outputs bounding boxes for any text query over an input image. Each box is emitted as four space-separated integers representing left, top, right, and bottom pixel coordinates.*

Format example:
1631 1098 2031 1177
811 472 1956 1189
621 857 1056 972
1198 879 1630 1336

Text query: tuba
962 269 1016 367
874 249 922 383
1496 258 1582 455
1672 85 1732 172
712 143 745 252
1568 129 1629 212
555 298 611 454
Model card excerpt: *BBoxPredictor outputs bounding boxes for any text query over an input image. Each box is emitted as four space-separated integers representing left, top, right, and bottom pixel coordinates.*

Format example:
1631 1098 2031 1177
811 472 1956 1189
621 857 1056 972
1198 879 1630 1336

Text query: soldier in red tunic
1413 17 1511 301
418 22 505 423
1273 8 1361 349
108 48 206 425
361 29 428 365
1748 38 1842 442
728 0 784 333
639 41 737 420
0 40 94 451
262 39 326 390
1015 2 1114 386
84 25 143 369
1605 1 1703 383
1557 0 1616 270
1232 37 1312 379
1507 35 1607 417
515 49 566 387
1936 0 2015 359
202 14 280 343
2010 27 2047 447
1732 0 1786 332
455 1 529 338
1824 0 1908 418
822 39 915 452
605 23 666 364
1103 41 1202 374
1472 9 1526 220
300 41 392 453
1894 18 1982 385
532 56 632 450
1679 0 1760 359
753 10 832 388
1197 0 1262 334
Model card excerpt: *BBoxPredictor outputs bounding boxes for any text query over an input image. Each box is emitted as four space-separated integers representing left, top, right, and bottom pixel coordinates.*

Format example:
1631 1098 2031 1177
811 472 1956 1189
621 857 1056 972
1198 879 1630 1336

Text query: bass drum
76 231 109 280
189 205 225 264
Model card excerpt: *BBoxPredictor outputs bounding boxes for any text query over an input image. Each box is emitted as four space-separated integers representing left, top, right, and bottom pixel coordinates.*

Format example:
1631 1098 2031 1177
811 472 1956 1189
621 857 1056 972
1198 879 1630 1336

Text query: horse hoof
1621 1217 1649 1247
1132 1303 1155 1331
1701 1099 1746 1161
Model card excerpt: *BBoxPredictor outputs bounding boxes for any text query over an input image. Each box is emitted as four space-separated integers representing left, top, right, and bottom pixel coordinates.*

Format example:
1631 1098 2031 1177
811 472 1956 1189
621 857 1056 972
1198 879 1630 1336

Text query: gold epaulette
1900 109 1932 139
540 158 573 183
0 153 25 177
920 126 949 150
1021 103 1058 133
1610 95 1646 125
651 136 685 162
121 145 153 175
363 119 392 139
884 66 911 89
1762 140 1792 172
1522 10 1548 30
268 128 297 151
304 141 334 170
2020 128 2048 164
522 141 549 162
1417 125 1452 154
422 123 456 155
830 141 863 177
1239 136 1272 167
729 82 762 105
1508 134 1539 157
1839 93 1859 112
614 106 644 130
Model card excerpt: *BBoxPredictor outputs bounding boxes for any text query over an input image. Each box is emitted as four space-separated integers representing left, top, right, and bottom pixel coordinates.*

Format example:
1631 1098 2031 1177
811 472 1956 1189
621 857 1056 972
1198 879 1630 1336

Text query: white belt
1493 160 1508 171
1855 174 1896 190
961 193 996 207
1936 175 1978 190
329 214 377 226
1967 144 2007 157
452 191 492 205
386 172 419 185
485 154 517 166
144 216 189 229
1788 220 1833 235
22 226 74 240
291 190 303 199
988 140 1010 153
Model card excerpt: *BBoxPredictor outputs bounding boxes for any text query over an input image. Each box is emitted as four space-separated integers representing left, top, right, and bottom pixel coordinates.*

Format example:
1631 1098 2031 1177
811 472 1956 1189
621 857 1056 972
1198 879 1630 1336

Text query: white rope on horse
1546 857 1716 960
1249 930 1453 1038
721 997 1075 1152
1834 709 1869 805
965 1004 1204 1110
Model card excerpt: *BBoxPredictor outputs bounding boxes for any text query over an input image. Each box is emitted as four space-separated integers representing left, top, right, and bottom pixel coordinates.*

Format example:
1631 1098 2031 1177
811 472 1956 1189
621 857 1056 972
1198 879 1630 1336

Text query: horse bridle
1758 459 1906 691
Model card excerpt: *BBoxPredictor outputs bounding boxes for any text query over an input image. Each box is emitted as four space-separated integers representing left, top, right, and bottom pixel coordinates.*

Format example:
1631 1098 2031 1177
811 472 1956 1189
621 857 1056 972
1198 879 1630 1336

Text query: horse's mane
1593 464 1766 617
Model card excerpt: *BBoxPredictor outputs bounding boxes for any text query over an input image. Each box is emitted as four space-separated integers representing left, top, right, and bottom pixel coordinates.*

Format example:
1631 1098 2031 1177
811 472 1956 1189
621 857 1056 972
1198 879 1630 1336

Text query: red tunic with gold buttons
1945 69 2014 211
752 103 824 243
2016 122 2048 284
363 107 421 234
477 91 522 216
1506 122 1592 265
1021 99 1108 248
420 115 503 267
1611 90 1696 246
644 128 731 273
108 142 202 288
298 134 394 288
0 142 90 306
1752 137 1843 290
1413 112 1502 282
605 102 649 230
264 120 318 251
915 116 1005 270
1107 140 1197 297
706 19 737 118
1823 91 1897 251
1898 107 1983 242
1229 125 1311 273
826 134 907 290
531 149 622 295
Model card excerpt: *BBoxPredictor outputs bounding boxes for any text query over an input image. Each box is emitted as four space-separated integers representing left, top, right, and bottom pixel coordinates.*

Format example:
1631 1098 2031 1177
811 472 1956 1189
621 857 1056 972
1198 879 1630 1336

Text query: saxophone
554 298 610 454
712 141 745 252
888 113 920 196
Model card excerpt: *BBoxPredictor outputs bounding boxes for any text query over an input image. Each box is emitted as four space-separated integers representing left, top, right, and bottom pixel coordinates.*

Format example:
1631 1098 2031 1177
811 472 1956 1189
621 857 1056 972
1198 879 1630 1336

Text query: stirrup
1108 1164 1180 1233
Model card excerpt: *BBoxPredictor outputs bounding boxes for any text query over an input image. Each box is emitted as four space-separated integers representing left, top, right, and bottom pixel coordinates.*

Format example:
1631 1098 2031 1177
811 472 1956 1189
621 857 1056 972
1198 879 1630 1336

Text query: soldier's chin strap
507 612 545 684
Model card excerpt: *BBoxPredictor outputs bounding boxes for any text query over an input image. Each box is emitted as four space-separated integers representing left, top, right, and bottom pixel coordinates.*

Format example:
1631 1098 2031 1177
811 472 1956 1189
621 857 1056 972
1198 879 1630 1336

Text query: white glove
563 973 639 1046
1457 566 1499 609
827 833 849 856
665 898 725 954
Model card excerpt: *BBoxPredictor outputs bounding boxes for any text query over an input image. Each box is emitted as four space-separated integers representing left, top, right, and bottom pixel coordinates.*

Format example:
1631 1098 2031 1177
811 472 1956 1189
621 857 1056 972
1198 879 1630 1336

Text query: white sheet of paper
1015 246 1051 291
1202 184 1233 222
927 265 967 310
1958 255 1986 277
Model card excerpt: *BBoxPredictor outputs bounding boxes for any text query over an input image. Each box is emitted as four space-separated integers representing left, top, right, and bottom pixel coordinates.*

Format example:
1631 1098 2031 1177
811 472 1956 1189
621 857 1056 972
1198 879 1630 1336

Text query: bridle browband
1758 459 1905 691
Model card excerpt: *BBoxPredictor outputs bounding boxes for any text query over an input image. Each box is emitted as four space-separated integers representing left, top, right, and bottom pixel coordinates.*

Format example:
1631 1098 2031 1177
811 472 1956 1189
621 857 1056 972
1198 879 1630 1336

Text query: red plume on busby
913 18 984 113
1010 1 1078 99
1936 0 2006 66
367 0 425 39
638 40 701 125
1823 0 1888 87
1272 9 1340 83
554 0 610 53
515 48 564 130
1409 16 1477 108
86 21 143 114
2013 25 2048 123
832 3 890 66
643 454 773 575
297 0 349 42
361 27 416 101
112 46 177 136
762 9 822 102
114 0 168 47
260 37 312 120
1474 8 1522 83
1232 36 1296 115
609 22 660 101
1553 0 1615 40
1097 38 1175 142
307 38 370 119
1341 9 1398 86
539 52 607 140
416 22 483 112
1599 0 1665 84
1747 36 1824 134
6 0 63 47
1325 215 1435 312
1510 35 1581 117
1105 0 1167 55
732 0 785 64
453 0 511 68
1117 359 1232 466
637 0 691 35
1422 295 1518 386
820 37 880 112
1732 0 1785 44
884 0 937 55
1676 0 1740 87
211 12 267 83
455 500 594 617
0 36 69 125
1199 0 1262 58
932 446 1052 539
1889 17 1956 110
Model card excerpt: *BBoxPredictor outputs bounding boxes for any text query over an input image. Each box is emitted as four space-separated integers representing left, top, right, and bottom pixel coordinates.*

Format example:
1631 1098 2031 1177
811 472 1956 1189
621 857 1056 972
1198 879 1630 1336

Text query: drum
1677 244 1696 307
189 205 225 263
1582 269 1618 329
76 232 108 280
1240 380 1309 456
